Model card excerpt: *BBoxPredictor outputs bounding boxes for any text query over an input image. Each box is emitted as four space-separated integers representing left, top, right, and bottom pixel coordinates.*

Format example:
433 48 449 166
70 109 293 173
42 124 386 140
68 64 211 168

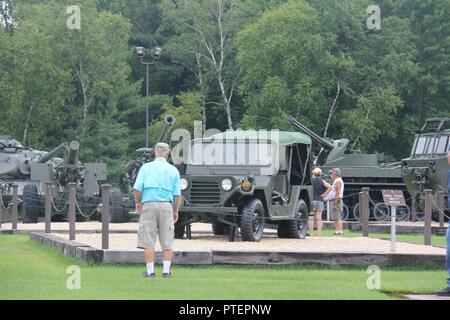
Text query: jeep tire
277 199 308 239
240 198 265 242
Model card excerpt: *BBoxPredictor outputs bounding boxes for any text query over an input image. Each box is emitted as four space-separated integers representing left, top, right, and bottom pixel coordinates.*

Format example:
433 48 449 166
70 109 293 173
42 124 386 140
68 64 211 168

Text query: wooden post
361 187 370 237
358 192 362 222
68 183 77 241
12 184 18 231
0 185 3 229
424 189 433 246
438 191 446 228
101 184 111 250
45 182 52 234
411 198 417 222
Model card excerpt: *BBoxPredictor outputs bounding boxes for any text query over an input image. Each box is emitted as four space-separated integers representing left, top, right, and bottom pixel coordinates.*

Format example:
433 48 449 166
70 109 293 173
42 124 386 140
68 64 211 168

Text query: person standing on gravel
436 151 450 296
323 168 344 235
134 142 182 279
308 167 332 237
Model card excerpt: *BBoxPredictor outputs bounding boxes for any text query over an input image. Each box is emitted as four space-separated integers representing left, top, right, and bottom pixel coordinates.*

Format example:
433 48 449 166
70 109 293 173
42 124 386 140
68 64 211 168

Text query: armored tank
0 136 126 223
401 118 450 218
122 115 177 212
284 115 411 221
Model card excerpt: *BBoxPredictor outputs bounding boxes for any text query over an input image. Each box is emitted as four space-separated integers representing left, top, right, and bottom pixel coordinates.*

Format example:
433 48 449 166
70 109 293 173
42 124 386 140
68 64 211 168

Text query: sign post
391 205 397 252
381 190 406 253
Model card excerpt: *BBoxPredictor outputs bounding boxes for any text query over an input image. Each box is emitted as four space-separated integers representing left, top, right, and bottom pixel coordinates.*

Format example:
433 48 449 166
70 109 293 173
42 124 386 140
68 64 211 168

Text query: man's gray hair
155 142 170 152
331 168 342 177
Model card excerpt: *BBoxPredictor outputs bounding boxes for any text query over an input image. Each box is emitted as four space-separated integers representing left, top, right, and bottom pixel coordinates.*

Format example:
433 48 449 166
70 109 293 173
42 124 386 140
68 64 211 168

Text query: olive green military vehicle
176 130 313 242
284 115 411 222
401 118 450 216
0 136 125 223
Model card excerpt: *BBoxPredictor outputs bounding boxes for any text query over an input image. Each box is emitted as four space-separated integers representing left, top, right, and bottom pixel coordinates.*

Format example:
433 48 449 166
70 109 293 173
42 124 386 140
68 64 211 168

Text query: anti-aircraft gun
122 115 177 211
284 114 411 221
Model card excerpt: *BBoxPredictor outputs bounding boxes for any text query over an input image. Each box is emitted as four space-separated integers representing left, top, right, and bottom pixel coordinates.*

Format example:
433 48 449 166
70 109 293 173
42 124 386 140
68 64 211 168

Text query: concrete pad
404 295 450 300
102 250 212 265
349 222 448 235
75 246 103 263
212 251 390 267
389 253 446 267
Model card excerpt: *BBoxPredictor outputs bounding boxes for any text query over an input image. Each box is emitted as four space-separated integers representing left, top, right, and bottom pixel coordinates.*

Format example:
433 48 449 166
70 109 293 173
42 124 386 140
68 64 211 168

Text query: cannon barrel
64 141 80 165
36 143 69 164
283 113 335 151
157 115 177 143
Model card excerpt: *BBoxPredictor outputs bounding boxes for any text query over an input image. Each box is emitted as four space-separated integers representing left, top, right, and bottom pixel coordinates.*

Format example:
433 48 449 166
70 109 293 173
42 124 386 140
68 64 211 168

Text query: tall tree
161 0 252 130
237 0 334 130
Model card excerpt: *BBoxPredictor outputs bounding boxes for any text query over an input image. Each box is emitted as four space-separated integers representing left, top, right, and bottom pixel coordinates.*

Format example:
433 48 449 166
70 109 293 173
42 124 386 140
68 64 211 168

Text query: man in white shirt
323 168 344 235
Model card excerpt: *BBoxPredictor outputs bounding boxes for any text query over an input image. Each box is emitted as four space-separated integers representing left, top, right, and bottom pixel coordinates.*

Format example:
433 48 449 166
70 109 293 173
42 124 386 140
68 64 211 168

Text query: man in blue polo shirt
134 142 181 278
437 151 450 296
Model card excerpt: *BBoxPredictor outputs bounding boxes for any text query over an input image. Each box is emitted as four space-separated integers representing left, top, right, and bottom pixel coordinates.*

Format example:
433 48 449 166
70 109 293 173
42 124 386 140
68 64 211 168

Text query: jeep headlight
180 178 189 191
221 178 233 191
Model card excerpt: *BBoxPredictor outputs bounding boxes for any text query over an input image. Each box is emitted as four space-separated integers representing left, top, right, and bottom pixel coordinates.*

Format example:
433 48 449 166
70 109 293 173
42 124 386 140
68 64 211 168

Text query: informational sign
381 190 405 253
382 190 406 207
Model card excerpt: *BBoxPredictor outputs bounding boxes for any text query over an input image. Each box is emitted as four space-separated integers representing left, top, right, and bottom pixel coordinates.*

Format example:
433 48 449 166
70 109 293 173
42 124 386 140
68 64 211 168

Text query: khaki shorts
329 200 344 221
137 202 174 250
311 200 324 213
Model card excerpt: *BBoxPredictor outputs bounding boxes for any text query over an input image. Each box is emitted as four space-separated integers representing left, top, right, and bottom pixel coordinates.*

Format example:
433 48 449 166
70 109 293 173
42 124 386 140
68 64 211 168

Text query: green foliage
149 92 203 147
237 0 333 130
341 86 404 151
1 0 450 183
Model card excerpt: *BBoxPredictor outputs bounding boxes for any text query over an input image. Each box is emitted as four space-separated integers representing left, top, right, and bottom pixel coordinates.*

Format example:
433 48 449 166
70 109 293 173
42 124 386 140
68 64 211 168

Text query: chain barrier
74 197 98 219
430 196 450 220
50 195 67 213
0 195 9 211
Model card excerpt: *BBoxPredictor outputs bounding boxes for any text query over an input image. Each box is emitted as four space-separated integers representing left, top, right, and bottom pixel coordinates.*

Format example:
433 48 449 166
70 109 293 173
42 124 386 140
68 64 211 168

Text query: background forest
0 0 449 185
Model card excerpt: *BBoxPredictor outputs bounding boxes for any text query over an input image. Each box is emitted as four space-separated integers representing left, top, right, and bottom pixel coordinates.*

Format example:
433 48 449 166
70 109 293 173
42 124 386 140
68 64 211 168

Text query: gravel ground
53 231 446 255
1 221 447 232
2 221 446 255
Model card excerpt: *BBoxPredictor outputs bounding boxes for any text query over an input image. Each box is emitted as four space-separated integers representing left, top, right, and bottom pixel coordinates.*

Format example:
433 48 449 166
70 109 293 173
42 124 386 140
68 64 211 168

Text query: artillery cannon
1 136 126 223
122 115 177 212
284 114 411 221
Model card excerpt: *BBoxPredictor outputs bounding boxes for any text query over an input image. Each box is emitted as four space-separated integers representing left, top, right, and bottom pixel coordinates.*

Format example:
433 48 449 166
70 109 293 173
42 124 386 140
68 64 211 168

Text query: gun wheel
22 185 40 224
110 188 126 223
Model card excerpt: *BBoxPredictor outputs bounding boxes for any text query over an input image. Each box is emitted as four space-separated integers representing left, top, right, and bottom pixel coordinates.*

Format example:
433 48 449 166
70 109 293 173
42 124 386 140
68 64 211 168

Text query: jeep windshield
186 139 279 175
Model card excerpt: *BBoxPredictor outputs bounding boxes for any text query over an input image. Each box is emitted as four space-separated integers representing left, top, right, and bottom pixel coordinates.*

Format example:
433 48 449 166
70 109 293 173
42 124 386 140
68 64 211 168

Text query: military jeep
176 130 313 242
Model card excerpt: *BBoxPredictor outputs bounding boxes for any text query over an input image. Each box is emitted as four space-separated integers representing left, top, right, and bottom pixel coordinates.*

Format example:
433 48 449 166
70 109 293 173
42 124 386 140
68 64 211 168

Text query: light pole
136 46 162 148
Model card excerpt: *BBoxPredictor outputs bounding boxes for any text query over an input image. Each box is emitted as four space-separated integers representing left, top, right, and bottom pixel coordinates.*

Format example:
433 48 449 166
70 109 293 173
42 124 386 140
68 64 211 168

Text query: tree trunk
218 75 233 130
323 80 341 138
196 52 208 133
23 101 35 146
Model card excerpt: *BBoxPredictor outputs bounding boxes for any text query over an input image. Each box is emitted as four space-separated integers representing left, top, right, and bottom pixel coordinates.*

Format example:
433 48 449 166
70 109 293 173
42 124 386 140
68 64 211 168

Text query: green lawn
0 235 448 300
313 229 447 247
